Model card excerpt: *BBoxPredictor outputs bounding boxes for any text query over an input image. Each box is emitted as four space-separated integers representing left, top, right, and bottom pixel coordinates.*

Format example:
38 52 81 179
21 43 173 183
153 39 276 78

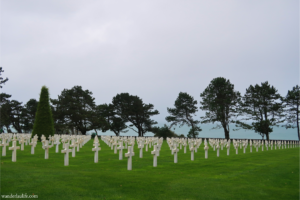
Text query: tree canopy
150 124 178 140
32 86 54 140
200 77 241 140
0 67 8 88
96 103 128 136
112 93 159 136
236 81 284 140
23 99 38 132
50 86 103 135
166 92 201 138
282 85 300 140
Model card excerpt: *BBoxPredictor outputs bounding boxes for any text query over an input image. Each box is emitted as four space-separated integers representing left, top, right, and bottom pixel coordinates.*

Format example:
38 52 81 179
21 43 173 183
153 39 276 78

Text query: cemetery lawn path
1 140 299 200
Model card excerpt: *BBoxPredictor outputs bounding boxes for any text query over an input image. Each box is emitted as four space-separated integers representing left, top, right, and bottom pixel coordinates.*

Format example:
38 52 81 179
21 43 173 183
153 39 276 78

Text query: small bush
91 133 96 139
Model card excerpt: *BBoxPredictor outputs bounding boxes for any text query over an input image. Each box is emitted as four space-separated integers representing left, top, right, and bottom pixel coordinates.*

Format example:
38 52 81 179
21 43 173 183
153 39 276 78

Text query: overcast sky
1 0 299 127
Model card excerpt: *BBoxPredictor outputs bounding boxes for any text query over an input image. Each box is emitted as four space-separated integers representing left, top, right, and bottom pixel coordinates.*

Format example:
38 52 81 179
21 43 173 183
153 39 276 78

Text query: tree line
1 72 299 140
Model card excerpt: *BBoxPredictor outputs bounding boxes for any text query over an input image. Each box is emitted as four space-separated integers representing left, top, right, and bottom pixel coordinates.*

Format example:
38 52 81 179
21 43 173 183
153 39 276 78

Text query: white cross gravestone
226 141 230 156
190 144 195 161
171 143 175 155
117 141 124 160
183 142 187 154
76 138 80 152
25 136 29 146
235 143 239 154
61 143 72 166
12 135 18 143
138 141 144 158
151 145 159 167
243 142 246 154
54 139 61 153
79 137 84 148
194 141 199 153
204 143 209 159
216 142 220 157
43 140 51 159
110 139 114 150
92 142 101 163
145 140 148 152
124 139 128 149
19 137 26 151
249 140 252 153
29 138 37 154
172 146 179 163
156 143 161 156
113 140 118 154
125 146 135 170
220 140 224 150
270 141 273 150
9 141 20 162
70 139 76 157
41 135 46 148
1 138 9 156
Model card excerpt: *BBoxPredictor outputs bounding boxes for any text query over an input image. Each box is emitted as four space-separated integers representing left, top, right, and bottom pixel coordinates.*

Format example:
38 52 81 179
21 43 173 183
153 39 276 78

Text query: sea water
94 123 299 140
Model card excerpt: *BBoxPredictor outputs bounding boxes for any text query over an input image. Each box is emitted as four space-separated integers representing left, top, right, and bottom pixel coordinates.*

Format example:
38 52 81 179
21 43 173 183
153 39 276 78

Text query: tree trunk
222 124 230 140
297 103 299 141
266 132 269 141
113 130 119 136
5 125 11 133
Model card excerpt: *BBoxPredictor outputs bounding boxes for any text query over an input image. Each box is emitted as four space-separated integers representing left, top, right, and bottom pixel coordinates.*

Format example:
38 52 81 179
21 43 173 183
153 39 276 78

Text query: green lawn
1 139 299 200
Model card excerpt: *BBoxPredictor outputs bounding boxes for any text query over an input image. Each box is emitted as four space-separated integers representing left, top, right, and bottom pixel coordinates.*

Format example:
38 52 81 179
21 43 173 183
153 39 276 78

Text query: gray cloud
1 0 298 124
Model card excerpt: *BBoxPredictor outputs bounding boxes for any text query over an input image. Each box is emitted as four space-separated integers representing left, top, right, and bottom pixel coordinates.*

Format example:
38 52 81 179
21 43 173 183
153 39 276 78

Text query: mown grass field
1 139 299 200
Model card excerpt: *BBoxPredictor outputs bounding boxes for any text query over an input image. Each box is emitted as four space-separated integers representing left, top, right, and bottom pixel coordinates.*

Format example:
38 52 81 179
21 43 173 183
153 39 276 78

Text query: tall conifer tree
32 86 54 140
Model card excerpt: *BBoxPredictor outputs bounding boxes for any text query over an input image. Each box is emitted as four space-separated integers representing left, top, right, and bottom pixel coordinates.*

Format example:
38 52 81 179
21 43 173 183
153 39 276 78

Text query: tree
0 95 27 133
282 85 300 140
50 96 69 134
112 93 159 136
236 81 284 140
96 103 128 136
200 77 241 140
23 99 38 132
9 100 27 133
32 86 55 140
187 127 202 138
166 92 201 138
50 86 103 135
0 93 12 132
0 67 9 88
150 124 178 140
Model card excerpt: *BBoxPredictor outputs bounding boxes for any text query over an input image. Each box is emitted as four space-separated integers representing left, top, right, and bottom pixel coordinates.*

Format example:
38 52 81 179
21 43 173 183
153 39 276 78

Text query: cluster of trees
1 85 160 137
166 78 299 141
1 67 299 141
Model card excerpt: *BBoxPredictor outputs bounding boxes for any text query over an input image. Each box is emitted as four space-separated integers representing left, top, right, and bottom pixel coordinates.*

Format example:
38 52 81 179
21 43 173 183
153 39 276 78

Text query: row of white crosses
2 133 300 167
60 135 91 166
101 136 163 170
0 133 91 164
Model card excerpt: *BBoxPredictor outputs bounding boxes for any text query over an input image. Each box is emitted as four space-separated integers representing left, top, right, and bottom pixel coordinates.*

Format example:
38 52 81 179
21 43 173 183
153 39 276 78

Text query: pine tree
200 77 241 140
32 86 54 141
